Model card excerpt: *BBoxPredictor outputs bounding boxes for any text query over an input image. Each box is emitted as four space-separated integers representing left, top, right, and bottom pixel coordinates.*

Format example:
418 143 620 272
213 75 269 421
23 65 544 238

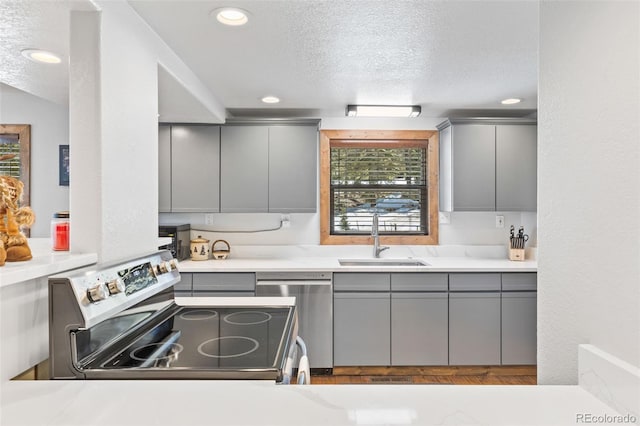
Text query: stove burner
197 336 260 359
223 311 272 325
130 343 184 361
179 310 219 321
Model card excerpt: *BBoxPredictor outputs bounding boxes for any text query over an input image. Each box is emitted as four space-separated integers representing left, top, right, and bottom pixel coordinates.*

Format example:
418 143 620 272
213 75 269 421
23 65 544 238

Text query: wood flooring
308 366 537 385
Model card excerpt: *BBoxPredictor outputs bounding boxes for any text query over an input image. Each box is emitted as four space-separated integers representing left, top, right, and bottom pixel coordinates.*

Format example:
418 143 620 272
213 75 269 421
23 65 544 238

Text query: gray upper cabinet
158 125 172 213
496 125 537 211
220 126 270 213
268 126 318 213
170 125 220 212
438 119 537 212
220 124 318 213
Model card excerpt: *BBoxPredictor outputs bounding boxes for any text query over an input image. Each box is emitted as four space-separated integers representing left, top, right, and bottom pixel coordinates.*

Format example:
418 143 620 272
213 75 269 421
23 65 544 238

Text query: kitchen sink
338 259 430 267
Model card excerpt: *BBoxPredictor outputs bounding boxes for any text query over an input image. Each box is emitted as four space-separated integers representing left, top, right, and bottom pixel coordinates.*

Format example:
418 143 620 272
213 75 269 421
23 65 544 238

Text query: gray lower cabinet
334 273 390 366
501 273 537 365
334 292 391 366
391 292 448 365
179 272 256 297
173 271 192 296
449 273 501 365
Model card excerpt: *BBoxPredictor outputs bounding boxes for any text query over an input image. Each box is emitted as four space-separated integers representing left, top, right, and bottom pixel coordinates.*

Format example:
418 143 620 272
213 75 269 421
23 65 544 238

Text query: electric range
49 251 299 382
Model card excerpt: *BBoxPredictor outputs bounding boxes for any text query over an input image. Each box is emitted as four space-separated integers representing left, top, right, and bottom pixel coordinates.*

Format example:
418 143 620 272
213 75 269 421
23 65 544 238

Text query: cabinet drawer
391 273 448 292
174 273 193 291
502 273 537 291
191 291 255 297
449 273 501 291
333 273 390 292
192 273 255 291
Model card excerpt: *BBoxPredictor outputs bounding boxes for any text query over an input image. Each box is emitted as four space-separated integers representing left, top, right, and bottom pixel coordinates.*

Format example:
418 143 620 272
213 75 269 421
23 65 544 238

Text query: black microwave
159 224 190 260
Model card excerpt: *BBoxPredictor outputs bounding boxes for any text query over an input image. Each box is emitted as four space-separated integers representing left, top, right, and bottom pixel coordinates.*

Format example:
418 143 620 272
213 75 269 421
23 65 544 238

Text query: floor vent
368 376 413 384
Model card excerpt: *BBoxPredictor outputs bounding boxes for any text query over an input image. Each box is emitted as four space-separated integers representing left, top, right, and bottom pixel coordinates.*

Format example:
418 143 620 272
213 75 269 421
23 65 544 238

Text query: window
320 130 439 245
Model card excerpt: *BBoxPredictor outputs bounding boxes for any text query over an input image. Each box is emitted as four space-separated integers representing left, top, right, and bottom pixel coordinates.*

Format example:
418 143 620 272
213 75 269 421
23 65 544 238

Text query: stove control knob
87 284 108 303
169 259 179 270
157 262 168 274
164 261 174 272
107 278 125 295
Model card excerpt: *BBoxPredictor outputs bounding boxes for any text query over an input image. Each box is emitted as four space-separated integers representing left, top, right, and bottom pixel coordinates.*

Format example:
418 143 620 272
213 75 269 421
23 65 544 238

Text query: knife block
508 248 525 261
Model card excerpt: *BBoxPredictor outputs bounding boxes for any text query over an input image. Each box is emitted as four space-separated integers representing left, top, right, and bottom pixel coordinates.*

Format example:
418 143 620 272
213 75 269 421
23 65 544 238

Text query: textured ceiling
0 0 539 118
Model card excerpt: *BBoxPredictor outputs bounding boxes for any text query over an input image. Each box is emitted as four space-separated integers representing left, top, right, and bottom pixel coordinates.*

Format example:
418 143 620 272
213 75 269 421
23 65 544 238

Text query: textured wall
538 1 640 384
0 84 70 237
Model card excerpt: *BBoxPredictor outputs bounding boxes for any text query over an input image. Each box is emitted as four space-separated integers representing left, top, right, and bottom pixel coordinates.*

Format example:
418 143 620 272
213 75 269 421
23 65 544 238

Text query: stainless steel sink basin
338 259 430 267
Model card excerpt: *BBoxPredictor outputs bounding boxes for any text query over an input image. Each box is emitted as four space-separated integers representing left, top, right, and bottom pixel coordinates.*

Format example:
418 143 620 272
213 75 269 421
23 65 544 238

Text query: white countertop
0 380 620 426
0 239 97 287
177 244 537 273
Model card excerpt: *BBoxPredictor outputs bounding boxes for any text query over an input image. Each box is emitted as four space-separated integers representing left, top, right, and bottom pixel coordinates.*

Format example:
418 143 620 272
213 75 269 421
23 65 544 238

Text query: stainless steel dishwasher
256 271 332 373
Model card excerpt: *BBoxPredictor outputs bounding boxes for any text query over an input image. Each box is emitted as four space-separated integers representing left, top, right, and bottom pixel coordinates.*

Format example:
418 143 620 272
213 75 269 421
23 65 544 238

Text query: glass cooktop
83 306 295 371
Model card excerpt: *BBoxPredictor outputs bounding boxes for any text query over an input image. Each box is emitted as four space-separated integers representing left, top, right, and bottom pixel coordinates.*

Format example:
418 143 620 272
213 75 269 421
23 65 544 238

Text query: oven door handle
138 330 182 368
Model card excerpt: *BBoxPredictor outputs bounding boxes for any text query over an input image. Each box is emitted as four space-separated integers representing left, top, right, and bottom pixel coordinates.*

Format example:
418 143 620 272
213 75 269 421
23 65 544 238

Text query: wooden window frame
320 129 439 245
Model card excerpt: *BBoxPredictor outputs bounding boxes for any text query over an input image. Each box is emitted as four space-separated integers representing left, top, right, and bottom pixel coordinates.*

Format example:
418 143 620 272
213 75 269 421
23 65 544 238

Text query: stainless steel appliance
159 224 190 260
49 251 303 382
256 271 332 373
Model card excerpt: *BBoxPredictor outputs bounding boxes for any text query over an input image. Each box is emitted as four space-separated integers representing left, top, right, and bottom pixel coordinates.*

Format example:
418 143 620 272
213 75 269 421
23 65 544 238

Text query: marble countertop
0 239 97 287
0 380 619 426
177 244 537 273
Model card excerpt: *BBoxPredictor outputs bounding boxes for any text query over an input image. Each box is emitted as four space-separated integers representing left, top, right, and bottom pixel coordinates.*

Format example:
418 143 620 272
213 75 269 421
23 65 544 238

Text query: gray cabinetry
180 272 255 297
169 125 221 212
391 273 448 365
496 125 537 211
158 125 172 213
268 125 318 213
220 124 318 213
220 126 269 213
438 119 537 212
449 273 501 365
333 273 390 366
501 273 537 365
173 271 192 296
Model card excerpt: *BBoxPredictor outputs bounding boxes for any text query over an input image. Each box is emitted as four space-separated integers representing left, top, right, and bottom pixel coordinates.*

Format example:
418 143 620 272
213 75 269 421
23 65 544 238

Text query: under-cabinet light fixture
346 105 421 118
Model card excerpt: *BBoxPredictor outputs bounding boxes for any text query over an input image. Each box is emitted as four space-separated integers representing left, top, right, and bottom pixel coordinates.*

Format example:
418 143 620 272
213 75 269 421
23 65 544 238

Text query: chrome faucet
371 213 389 258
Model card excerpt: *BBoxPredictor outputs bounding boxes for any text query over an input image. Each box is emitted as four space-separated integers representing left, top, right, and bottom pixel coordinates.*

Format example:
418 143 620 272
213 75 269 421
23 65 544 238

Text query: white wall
69 1 225 262
0 83 69 237
538 0 640 384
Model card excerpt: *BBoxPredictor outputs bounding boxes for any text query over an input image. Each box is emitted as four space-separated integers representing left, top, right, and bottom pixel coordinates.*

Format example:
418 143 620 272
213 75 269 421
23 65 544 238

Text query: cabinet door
502 292 537 365
449 292 501 365
220 126 269 212
334 292 390 366
158 125 172 212
496 125 537 211
268 126 318 212
391 292 448 365
171 125 220 212
452 125 496 211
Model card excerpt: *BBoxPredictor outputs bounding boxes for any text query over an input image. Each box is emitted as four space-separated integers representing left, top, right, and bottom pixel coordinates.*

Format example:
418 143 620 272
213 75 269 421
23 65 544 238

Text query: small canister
51 211 70 251
190 235 210 261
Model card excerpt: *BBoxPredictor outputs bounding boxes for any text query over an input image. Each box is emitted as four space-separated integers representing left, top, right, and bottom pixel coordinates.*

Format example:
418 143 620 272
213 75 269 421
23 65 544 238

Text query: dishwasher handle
256 280 332 287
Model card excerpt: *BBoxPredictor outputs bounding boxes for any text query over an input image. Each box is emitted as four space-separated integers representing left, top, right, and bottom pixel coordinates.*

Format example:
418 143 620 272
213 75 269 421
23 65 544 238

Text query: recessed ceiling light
261 96 280 104
212 7 249 26
21 48 61 64
501 98 522 105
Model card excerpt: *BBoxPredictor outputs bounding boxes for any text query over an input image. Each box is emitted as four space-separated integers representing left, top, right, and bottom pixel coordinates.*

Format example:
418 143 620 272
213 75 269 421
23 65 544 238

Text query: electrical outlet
439 212 451 225
281 214 291 228
495 215 505 228
204 214 214 226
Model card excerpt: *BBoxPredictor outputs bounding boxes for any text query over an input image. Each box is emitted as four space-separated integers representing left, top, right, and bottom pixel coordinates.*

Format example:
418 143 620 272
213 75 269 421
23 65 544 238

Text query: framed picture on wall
59 144 69 186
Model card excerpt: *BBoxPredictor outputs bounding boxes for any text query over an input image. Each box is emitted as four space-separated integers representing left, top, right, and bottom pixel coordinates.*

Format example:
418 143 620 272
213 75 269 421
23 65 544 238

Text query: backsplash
159 211 537 248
